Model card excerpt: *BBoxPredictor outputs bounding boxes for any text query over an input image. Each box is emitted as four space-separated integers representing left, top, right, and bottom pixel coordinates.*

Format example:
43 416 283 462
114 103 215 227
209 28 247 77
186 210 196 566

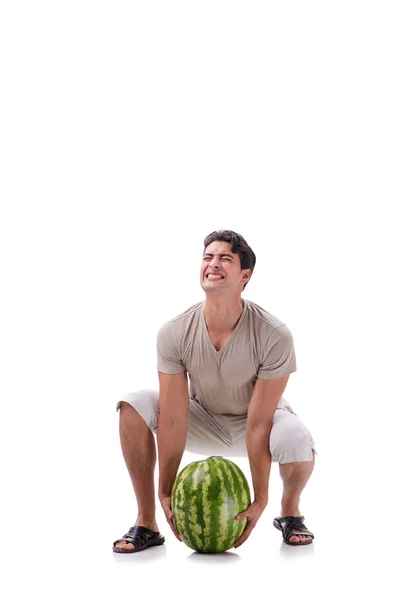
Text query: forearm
246 427 272 507
157 413 187 496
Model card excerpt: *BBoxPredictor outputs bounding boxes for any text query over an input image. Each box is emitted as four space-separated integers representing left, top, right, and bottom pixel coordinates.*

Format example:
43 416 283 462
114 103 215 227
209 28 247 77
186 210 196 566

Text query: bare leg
279 450 315 543
114 401 161 551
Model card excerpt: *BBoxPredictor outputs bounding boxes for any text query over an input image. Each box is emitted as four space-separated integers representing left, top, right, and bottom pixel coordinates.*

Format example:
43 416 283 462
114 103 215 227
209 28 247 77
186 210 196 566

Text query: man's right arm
157 370 189 498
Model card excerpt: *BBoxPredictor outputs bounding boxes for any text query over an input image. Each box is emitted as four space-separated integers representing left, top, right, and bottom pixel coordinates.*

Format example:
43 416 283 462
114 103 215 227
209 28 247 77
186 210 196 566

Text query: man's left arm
234 375 290 547
247 375 290 505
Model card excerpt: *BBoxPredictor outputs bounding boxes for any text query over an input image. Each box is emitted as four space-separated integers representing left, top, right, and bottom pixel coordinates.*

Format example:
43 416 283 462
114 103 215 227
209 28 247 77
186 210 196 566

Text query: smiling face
200 240 251 295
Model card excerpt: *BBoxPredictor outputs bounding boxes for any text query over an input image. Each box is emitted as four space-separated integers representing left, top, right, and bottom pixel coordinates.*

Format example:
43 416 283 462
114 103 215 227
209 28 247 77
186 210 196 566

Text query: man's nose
210 258 221 268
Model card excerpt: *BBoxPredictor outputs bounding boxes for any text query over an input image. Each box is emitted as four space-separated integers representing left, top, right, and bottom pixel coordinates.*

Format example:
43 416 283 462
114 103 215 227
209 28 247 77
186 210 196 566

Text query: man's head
200 230 256 295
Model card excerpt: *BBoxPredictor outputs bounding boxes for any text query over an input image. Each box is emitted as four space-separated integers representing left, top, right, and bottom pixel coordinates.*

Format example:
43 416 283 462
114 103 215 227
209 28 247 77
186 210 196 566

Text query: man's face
200 240 251 294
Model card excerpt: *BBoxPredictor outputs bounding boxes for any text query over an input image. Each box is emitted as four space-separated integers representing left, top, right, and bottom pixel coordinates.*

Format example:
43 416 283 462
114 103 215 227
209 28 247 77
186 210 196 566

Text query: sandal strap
278 516 314 540
114 525 160 547
127 526 159 537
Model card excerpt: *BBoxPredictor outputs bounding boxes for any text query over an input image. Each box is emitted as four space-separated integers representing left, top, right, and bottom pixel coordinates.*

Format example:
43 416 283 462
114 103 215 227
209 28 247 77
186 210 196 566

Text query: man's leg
279 450 315 543
114 396 161 551
114 391 234 551
270 409 316 544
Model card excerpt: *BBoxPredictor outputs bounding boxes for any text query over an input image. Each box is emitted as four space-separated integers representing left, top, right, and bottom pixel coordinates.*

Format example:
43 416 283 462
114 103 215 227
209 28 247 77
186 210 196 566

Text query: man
113 230 316 553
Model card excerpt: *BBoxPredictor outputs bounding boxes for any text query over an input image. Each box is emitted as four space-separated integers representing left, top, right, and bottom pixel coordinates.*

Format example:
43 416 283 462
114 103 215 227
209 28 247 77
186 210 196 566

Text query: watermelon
171 456 251 553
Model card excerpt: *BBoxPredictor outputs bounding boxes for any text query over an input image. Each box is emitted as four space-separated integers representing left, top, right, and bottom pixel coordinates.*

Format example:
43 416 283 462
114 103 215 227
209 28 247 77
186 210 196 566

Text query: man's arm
246 375 290 506
234 374 291 548
157 370 189 498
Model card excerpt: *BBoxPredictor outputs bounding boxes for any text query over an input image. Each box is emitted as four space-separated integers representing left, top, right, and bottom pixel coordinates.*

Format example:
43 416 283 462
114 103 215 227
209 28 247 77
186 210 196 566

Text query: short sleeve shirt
156 299 297 415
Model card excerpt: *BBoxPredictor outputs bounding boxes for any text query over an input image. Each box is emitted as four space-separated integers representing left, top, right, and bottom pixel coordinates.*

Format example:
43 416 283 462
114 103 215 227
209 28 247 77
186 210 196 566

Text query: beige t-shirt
156 298 297 416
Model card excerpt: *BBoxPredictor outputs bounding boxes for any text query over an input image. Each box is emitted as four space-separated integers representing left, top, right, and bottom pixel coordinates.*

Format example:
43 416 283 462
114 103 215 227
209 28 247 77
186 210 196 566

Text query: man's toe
115 541 134 550
289 534 312 543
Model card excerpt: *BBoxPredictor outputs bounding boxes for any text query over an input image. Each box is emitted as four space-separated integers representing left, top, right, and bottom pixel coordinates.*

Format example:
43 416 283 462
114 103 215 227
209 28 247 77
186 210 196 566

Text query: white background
1 1 399 599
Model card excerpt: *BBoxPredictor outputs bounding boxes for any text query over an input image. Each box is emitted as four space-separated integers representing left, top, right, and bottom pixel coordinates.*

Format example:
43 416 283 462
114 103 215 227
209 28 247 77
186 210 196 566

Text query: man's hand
233 500 267 549
158 494 182 542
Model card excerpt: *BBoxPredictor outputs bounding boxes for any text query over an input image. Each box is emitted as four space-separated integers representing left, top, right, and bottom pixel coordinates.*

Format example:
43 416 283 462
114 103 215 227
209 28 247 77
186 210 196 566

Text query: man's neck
203 296 244 334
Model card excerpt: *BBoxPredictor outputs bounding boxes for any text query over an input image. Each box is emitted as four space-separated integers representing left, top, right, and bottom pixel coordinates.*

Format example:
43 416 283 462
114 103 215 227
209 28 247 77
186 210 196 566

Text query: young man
113 230 316 553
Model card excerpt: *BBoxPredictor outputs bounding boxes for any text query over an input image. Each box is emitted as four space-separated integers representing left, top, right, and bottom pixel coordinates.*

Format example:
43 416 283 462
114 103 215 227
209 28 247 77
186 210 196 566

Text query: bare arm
157 370 189 497
246 375 290 506
234 375 290 548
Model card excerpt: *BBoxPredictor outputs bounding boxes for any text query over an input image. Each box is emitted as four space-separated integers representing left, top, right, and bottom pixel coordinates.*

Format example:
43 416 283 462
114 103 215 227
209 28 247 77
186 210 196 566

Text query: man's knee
116 389 157 411
270 421 314 463
116 389 159 432
118 400 138 417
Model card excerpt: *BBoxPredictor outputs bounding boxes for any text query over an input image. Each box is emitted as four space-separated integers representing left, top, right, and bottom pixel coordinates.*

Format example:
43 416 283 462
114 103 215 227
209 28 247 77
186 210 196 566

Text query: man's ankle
135 518 158 529
280 506 301 517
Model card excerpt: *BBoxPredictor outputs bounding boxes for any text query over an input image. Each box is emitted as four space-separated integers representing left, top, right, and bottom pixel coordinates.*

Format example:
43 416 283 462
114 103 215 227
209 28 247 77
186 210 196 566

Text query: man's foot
273 515 314 545
278 506 313 544
281 516 312 543
113 523 164 553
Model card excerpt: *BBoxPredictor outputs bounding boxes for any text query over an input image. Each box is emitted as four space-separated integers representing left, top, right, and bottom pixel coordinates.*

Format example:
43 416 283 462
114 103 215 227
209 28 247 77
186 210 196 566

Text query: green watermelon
171 456 251 553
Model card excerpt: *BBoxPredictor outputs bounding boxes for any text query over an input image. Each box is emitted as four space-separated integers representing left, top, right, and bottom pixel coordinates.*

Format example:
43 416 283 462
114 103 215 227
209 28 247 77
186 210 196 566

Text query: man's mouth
206 274 225 280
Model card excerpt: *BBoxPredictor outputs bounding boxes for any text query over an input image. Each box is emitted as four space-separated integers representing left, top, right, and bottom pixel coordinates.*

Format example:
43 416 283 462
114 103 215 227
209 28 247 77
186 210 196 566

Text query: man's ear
242 269 251 282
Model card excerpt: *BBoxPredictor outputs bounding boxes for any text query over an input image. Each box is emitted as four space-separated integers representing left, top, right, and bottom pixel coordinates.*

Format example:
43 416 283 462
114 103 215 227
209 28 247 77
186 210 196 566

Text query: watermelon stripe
188 465 203 548
182 478 194 549
207 459 221 552
174 462 197 549
217 460 235 550
208 460 218 550
214 461 226 552
233 461 250 541
172 475 186 543
199 460 209 551
229 460 251 507
183 463 199 550
201 472 212 550
219 460 239 549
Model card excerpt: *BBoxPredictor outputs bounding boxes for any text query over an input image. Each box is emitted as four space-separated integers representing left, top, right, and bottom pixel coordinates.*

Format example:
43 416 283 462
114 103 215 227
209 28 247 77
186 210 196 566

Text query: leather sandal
113 525 165 554
273 516 314 546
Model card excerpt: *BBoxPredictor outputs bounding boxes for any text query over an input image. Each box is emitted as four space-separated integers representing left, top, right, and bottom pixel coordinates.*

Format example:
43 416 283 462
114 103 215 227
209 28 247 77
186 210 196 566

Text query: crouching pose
113 230 316 553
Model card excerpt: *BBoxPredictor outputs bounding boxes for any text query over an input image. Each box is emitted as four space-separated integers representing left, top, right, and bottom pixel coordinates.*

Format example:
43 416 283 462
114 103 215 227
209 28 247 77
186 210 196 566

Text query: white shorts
116 389 317 464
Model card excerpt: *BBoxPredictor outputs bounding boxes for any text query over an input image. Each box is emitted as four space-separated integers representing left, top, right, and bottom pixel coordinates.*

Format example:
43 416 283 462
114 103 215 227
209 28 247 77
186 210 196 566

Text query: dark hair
203 230 256 290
